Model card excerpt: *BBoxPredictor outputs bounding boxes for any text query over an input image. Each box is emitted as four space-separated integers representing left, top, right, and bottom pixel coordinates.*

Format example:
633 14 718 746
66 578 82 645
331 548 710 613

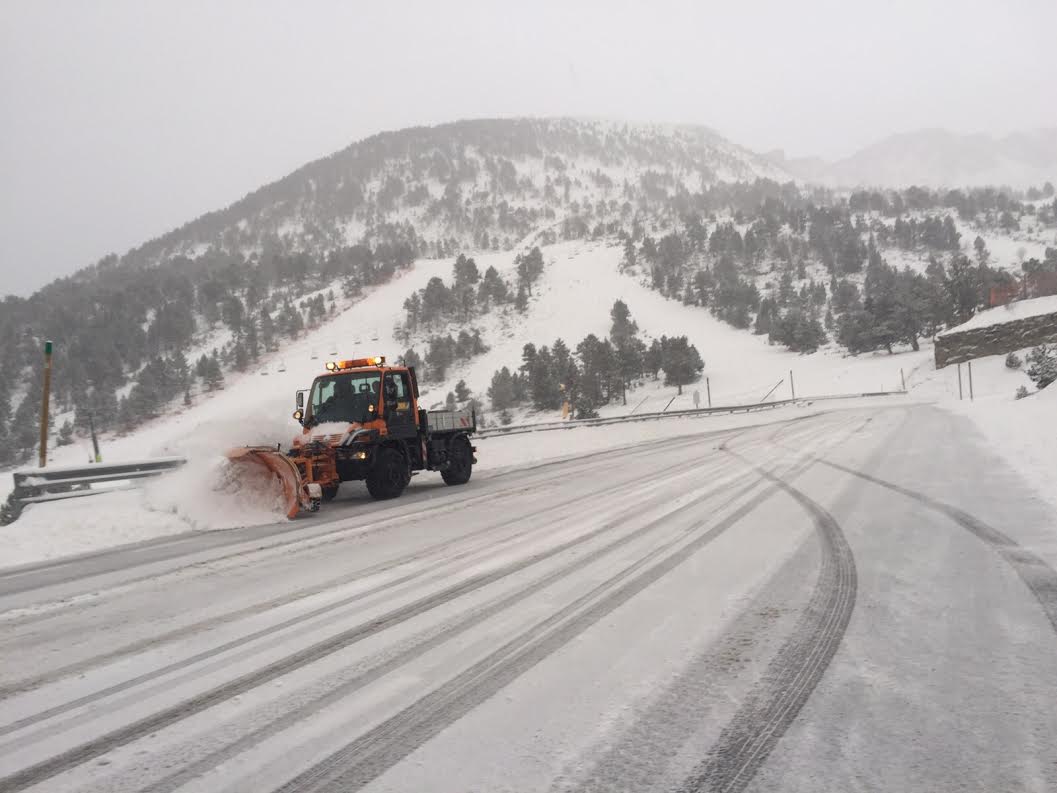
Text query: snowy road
1 405 1055 792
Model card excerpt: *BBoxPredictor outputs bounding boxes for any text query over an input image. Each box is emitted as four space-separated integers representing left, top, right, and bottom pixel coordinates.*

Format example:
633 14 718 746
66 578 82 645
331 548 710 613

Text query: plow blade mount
225 447 319 518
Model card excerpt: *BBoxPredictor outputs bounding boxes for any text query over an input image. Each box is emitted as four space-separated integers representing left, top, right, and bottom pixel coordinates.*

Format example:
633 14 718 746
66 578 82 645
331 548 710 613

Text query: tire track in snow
672 453 857 793
0 408 820 603
819 459 1057 634
0 425 738 608
0 452 754 792
268 474 792 793
143 471 770 793
0 440 726 703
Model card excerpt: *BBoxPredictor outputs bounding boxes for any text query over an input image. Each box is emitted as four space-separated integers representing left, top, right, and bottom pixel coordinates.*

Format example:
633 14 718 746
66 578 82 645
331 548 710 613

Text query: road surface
0 404 1055 792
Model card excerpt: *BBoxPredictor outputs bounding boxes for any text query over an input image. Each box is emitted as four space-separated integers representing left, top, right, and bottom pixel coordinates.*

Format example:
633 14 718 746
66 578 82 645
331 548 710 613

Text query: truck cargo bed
425 409 476 433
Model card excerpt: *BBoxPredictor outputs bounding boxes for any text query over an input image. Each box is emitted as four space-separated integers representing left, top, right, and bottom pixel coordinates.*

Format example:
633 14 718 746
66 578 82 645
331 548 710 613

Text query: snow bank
956 383 1057 508
947 356 1057 511
938 295 1057 336
2 491 190 567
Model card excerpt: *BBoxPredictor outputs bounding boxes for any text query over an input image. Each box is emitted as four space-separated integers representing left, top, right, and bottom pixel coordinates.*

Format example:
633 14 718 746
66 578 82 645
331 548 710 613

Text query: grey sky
2 0 1054 296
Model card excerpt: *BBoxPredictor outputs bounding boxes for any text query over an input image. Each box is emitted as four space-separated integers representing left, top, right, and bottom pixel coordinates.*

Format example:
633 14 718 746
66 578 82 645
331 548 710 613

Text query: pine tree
622 237 637 270
659 336 704 394
477 266 510 306
245 320 260 361
973 236 990 267
403 293 422 331
445 392 457 411
425 335 456 381
609 300 639 345
204 353 225 391
57 420 74 446
260 307 276 351
233 340 249 372
645 339 663 379
754 298 774 336
515 284 528 313
1026 345 1056 390
516 247 545 295
169 350 191 392
402 348 424 371
487 367 516 410
455 379 470 402
614 337 646 404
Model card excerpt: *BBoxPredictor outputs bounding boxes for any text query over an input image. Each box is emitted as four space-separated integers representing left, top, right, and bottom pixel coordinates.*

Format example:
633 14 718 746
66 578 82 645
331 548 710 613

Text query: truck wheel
321 484 339 502
366 447 409 500
441 436 473 486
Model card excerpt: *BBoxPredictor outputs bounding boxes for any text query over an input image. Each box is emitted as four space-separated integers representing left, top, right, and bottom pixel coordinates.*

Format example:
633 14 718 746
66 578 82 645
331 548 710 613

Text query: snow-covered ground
4 240 1054 568
946 355 1057 512
938 293 1057 335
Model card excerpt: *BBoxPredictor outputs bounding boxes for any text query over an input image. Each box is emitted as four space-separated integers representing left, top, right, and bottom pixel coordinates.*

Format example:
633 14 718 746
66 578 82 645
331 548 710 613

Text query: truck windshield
308 371 381 425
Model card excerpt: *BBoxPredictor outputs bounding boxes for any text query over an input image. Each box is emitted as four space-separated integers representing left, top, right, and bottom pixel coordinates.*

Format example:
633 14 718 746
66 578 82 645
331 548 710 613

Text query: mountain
89 117 792 273
771 129 1057 189
1 116 1054 470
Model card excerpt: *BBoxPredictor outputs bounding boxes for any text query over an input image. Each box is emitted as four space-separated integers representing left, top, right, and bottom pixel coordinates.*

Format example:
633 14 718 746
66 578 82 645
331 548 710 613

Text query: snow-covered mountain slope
774 128 1057 189
37 239 930 472
115 118 792 268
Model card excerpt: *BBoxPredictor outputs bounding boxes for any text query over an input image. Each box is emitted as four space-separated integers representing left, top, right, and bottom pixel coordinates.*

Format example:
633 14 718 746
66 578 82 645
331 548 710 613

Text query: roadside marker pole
968 360 974 401
39 340 53 468
957 363 963 400
789 370 796 400
706 377 712 408
900 368 906 392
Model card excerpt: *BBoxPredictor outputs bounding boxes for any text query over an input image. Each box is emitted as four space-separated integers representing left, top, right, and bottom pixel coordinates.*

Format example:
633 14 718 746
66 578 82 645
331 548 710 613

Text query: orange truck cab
287 356 476 503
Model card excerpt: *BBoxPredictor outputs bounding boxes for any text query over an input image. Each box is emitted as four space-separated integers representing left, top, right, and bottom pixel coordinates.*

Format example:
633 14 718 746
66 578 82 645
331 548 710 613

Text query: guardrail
475 390 906 439
1 457 186 524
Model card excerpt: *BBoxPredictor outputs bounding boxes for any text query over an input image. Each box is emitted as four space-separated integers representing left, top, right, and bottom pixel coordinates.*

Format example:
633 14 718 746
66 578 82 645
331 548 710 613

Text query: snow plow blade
225 447 318 519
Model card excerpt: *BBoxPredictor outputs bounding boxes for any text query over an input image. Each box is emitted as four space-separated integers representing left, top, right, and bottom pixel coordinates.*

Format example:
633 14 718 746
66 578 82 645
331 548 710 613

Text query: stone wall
934 311 1057 368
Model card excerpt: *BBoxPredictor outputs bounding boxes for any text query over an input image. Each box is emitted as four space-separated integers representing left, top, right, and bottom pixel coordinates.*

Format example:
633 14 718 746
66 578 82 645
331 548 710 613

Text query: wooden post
968 360 974 401
706 377 712 408
789 370 796 400
39 340 53 468
900 368 906 392
760 379 784 403
957 363 963 400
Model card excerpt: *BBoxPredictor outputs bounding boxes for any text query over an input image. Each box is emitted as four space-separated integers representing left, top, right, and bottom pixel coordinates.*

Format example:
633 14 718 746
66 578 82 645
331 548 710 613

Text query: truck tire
441 436 473 486
366 447 409 500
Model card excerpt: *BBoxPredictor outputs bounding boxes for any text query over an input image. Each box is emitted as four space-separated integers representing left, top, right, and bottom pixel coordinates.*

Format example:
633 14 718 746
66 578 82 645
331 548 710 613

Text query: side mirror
295 391 305 408
293 409 304 424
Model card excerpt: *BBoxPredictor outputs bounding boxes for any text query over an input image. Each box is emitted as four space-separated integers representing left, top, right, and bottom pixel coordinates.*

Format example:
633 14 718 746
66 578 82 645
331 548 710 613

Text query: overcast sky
2 0 1054 296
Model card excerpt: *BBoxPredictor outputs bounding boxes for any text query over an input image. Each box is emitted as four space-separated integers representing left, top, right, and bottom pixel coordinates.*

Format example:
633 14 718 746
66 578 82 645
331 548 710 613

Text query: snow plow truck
227 356 477 517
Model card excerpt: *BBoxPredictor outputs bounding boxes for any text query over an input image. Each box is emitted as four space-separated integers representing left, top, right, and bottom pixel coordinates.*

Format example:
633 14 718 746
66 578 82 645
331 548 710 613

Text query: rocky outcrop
935 311 1057 367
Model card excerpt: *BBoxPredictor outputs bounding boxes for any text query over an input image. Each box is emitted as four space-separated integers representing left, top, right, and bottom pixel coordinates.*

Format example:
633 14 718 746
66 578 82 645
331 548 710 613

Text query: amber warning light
325 356 385 371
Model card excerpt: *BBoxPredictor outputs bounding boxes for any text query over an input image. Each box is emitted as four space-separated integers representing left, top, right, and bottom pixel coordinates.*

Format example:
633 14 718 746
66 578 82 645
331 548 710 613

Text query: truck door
383 372 417 441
